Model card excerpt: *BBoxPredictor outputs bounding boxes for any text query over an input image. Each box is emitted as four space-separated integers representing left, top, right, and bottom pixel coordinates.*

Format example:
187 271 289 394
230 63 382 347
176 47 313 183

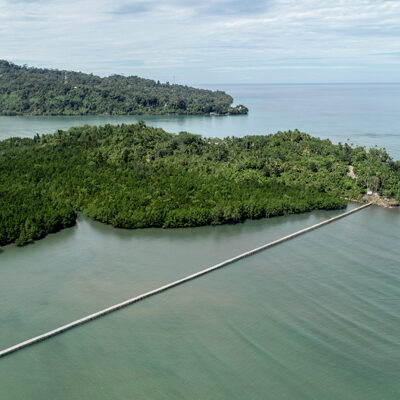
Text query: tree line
0 122 398 246
0 60 248 116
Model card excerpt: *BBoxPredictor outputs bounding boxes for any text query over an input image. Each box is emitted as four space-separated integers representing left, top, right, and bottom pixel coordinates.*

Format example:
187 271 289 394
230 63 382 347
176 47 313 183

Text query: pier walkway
0 203 372 359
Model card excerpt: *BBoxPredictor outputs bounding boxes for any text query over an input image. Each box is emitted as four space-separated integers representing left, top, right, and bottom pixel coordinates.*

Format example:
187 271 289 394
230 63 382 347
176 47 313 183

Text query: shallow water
0 206 399 399
1 84 400 399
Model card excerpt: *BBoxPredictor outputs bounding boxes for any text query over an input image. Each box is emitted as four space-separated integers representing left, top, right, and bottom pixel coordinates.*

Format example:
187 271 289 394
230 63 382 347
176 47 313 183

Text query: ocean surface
0 84 399 399
1 83 400 158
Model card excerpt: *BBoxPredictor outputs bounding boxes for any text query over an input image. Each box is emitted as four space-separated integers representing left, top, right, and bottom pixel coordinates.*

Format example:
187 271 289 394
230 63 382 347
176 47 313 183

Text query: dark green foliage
1 124 398 246
0 60 248 116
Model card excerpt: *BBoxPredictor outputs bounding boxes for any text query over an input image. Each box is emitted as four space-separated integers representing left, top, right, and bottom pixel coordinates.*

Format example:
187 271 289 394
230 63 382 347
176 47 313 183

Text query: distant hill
0 60 248 116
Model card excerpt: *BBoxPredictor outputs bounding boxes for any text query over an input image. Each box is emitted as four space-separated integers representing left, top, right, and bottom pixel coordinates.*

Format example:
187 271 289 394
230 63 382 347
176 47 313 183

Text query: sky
1 0 400 84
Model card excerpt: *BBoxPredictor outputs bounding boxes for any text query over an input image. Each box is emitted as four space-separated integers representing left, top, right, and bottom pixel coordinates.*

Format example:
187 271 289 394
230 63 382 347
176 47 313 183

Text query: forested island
0 60 247 116
1 122 399 246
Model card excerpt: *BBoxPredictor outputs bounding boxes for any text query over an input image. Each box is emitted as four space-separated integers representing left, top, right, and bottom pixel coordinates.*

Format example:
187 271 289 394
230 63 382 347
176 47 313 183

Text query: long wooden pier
0 203 372 359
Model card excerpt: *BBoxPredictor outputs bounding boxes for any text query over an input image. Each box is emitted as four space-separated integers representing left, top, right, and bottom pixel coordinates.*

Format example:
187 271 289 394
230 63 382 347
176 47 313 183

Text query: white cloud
0 0 399 83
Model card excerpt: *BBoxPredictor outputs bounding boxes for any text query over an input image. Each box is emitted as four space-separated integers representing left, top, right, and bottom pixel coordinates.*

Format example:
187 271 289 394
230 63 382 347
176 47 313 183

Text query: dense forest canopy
0 60 248 116
1 122 399 246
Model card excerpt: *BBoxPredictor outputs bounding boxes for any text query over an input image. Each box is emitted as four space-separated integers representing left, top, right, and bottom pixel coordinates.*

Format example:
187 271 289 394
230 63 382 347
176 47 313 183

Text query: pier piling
0 203 372 359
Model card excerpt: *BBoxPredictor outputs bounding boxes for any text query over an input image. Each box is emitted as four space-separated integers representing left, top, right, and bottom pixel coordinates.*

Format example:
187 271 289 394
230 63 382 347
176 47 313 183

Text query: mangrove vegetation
1 122 399 246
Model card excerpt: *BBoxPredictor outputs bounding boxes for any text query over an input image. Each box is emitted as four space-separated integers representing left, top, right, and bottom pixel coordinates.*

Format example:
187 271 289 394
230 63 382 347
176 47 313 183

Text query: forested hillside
0 60 248 116
1 123 399 246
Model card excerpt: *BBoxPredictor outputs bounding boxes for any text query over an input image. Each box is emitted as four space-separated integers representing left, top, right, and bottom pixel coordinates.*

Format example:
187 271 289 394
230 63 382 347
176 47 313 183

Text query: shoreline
1 199 392 250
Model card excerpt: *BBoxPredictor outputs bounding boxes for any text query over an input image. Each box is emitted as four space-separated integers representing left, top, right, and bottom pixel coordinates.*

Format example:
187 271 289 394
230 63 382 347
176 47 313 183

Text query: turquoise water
215 83 400 159
1 84 400 399
1 83 400 158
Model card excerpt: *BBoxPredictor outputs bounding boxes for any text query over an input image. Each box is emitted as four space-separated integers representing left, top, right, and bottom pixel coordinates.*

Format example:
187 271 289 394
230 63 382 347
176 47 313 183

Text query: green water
1 206 399 399
1 83 400 398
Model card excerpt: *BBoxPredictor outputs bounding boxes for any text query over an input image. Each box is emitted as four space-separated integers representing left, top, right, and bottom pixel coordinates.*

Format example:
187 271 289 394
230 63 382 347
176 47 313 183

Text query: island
0 60 248 116
0 122 398 246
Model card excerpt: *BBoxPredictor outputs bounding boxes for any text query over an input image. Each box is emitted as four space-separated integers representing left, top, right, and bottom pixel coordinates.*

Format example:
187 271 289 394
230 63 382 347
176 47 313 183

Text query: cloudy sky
1 0 400 83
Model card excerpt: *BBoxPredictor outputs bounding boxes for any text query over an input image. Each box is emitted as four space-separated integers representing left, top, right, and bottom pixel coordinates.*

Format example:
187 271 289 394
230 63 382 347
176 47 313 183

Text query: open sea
0 84 399 399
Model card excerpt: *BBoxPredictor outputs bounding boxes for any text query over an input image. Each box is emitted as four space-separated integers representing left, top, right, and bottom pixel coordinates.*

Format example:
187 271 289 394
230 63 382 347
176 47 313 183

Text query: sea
0 84 399 399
